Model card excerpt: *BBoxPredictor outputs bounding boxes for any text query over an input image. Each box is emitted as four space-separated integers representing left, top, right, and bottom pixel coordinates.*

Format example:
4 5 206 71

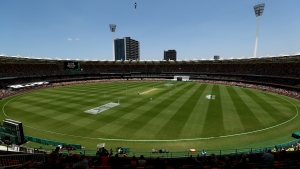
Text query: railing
22 139 298 159
24 135 82 150
0 153 45 169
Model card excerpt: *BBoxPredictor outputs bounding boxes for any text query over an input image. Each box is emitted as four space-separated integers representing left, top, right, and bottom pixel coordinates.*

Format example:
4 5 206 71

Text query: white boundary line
1 89 299 142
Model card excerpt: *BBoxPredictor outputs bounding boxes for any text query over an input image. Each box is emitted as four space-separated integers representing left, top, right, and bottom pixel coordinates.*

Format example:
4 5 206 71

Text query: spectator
73 155 89 169
109 148 113 157
233 154 251 169
209 153 222 168
138 155 147 167
130 156 137 167
48 147 60 166
13 156 33 169
262 150 274 162
221 157 232 169
154 157 163 169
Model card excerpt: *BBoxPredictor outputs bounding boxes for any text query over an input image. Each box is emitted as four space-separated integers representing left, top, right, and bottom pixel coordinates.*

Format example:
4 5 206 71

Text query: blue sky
0 0 299 60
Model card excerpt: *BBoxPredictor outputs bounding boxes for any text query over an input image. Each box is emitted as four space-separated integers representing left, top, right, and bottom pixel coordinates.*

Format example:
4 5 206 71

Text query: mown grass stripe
260 92 296 112
84 82 188 137
242 88 285 123
186 83 213 137
128 84 202 139
179 83 210 138
5 106 82 133
13 81 160 112
32 81 158 99
49 81 154 93
219 85 244 134
155 83 206 139
235 87 278 126
110 82 195 138
226 86 263 131
38 81 156 94
201 85 225 137
87 82 187 138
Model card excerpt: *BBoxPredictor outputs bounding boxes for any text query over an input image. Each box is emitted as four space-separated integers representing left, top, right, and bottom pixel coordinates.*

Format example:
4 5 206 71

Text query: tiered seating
0 63 63 78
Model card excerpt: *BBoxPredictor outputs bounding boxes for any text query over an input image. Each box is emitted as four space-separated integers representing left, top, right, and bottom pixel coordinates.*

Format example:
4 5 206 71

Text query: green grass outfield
1 81 300 153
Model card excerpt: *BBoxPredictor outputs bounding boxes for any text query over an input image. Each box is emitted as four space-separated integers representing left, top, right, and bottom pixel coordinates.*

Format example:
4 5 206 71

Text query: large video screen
64 62 81 71
2 119 25 144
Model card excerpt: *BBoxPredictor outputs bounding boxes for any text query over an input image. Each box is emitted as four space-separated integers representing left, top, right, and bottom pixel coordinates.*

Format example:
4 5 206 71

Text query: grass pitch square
84 102 119 114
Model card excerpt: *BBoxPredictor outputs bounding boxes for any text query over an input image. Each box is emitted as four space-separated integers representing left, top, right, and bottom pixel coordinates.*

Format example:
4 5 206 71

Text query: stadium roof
1 54 300 64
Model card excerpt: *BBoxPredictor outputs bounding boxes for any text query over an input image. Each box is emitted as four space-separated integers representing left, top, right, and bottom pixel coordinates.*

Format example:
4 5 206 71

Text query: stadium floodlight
109 24 116 61
253 3 265 58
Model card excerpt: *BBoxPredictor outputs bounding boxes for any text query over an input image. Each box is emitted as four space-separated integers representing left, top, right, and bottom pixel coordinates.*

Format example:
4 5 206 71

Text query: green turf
1 81 300 153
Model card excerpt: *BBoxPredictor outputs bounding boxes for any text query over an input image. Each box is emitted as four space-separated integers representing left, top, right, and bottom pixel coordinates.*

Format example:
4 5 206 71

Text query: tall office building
114 37 140 61
164 50 177 61
214 55 220 60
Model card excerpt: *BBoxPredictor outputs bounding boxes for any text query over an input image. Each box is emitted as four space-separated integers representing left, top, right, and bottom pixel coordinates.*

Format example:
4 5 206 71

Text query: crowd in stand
51 79 114 87
1 62 300 78
0 85 51 98
79 62 300 78
193 74 300 87
193 79 300 100
0 63 64 77
1 61 300 93
7 146 300 169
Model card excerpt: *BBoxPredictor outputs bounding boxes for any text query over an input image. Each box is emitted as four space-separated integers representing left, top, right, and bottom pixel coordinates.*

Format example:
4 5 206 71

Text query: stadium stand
1 55 300 168
1 55 300 98
0 148 300 169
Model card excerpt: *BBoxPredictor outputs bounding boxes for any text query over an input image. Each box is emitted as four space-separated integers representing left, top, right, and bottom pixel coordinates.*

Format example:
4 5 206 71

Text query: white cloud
75 38 81 41
68 38 73 41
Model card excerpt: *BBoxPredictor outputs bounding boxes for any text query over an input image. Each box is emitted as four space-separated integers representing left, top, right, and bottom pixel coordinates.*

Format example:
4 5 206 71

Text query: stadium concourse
1 55 300 168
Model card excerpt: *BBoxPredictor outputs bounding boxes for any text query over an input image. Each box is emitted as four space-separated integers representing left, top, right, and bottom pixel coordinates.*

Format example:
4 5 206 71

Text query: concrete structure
214 55 220 60
109 24 116 61
253 3 265 58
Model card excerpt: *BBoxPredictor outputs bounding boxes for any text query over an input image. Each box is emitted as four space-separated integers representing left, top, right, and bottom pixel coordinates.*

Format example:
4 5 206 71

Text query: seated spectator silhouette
130 156 137 167
138 155 147 167
13 156 33 169
262 150 274 162
233 154 251 169
221 157 232 169
73 155 89 169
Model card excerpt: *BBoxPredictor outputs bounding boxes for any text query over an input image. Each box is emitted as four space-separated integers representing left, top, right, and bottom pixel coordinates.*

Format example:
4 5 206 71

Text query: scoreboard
64 61 81 71
0 119 25 145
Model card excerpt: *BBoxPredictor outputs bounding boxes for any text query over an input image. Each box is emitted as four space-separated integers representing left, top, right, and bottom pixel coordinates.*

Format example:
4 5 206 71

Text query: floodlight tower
253 3 265 58
109 24 116 61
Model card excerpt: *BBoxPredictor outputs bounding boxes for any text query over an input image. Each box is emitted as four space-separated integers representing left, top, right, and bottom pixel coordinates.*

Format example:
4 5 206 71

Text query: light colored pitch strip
84 102 119 114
